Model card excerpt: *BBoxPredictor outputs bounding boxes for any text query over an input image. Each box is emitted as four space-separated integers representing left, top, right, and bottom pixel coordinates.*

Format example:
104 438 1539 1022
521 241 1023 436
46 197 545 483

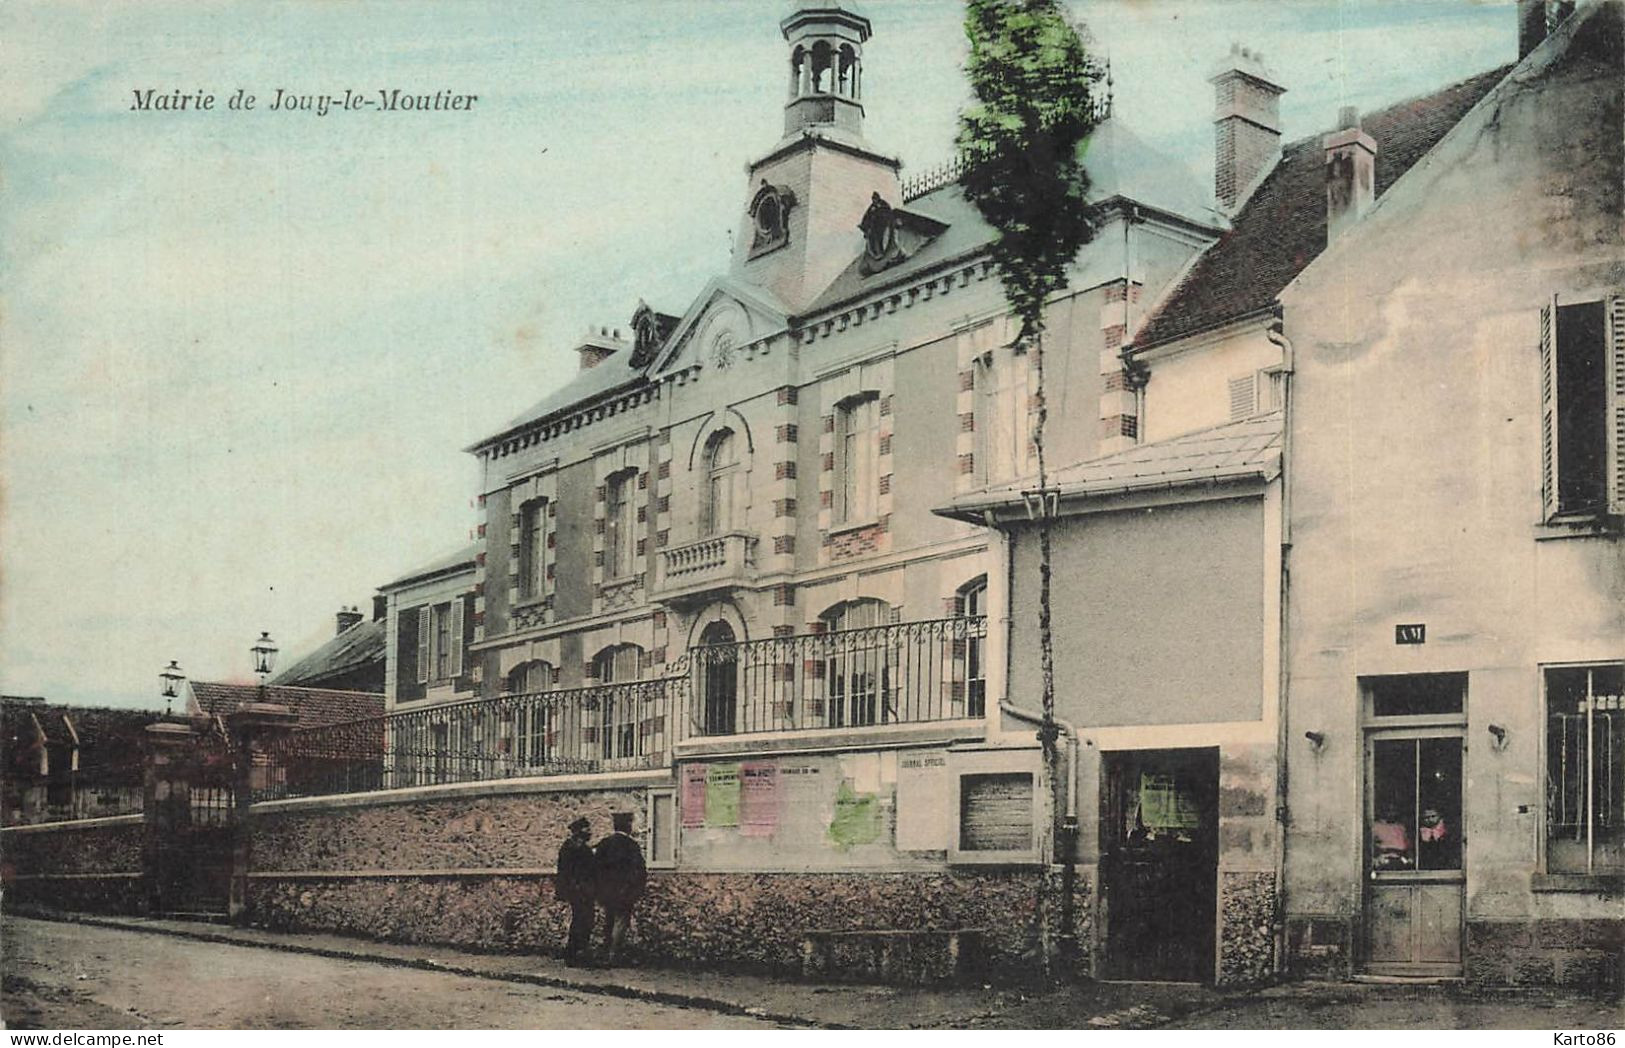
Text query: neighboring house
268 603 388 694
1274 1 1622 985
938 0 1620 987
1 696 161 826
188 682 384 727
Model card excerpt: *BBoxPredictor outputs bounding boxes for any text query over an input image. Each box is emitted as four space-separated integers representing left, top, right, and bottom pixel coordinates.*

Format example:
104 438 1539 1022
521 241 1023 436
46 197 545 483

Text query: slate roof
807 118 1215 318
268 618 385 689
379 542 479 592
1133 65 1511 349
188 682 384 728
941 412 1282 517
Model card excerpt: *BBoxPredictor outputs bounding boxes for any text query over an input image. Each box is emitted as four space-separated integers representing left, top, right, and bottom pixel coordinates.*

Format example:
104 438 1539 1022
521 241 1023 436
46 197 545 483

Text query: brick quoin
773 535 796 554
548 502 557 518
595 485 606 502
879 395 893 417
822 414 835 434
959 412 975 432
656 529 669 548
636 538 646 557
819 490 834 508
774 498 798 517
653 646 666 665
1100 414 1138 439
596 518 607 534
473 581 485 596
775 461 797 480
958 453 975 475
878 474 891 495
473 610 485 626
878 435 891 456
776 423 799 443
638 471 648 490
772 583 796 607
772 624 796 638
821 452 835 472
476 552 487 567
476 523 486 537
959 369 975 392
636 506 647 523
658 461 671 480
1101 324 1127 348
776 386 799 406
657 495 671 514
546 564 555 580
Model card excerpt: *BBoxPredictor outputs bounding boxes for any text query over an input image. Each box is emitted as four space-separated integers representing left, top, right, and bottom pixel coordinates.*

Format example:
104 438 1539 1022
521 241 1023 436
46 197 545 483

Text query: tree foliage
957 0 1106 342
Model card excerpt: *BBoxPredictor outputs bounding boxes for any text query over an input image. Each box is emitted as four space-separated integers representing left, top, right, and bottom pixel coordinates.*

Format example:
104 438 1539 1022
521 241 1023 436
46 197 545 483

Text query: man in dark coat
556 815 596 966
593 811 647 965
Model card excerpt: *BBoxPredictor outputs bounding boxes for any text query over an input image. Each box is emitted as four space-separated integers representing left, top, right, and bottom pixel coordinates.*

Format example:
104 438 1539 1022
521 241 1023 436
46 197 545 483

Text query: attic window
859 193 902 274
749 181 795 258
1228 374 1257 421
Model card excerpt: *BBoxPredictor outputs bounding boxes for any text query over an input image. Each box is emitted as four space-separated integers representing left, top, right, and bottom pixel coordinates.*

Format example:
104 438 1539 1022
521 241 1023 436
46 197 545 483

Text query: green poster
1139 772 1201 830
705 762 741 827
826 780 881 850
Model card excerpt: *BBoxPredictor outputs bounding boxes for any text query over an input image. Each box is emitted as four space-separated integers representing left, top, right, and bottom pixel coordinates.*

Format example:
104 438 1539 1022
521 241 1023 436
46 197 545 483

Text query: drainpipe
1266 310 1294 979
1001 699 1081 962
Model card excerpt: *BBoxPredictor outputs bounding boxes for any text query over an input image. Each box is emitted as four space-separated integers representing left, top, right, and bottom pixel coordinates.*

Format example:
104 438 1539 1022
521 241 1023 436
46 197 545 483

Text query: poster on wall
705 762 741 827
739 760 779 837
895 749 950 851
680 763 707 829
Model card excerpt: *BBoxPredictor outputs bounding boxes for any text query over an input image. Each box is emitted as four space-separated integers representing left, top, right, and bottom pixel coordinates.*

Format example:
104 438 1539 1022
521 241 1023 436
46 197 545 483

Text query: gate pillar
226 703 297 921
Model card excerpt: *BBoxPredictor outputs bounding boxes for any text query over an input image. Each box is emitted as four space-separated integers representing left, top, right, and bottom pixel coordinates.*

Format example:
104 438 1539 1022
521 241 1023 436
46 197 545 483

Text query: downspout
1001 698 1081 960
1266 310 1294 979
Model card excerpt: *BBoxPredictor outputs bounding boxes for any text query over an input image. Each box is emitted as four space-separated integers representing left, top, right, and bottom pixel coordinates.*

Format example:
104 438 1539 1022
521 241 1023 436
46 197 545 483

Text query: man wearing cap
556 815 597 966
593 811 647 966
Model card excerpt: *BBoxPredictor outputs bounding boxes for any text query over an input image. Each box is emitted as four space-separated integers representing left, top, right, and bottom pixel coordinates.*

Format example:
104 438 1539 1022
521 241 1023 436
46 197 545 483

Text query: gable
648 277 792 378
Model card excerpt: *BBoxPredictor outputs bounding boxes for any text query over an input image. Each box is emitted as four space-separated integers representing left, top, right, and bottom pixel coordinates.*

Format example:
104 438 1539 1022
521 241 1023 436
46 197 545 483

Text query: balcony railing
653 532 756 600
250 616 987 801
680 615 987 737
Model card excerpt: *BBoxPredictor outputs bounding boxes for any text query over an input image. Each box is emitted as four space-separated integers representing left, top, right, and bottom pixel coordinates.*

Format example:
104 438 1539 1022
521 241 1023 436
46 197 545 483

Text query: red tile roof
188 682 384 729
1133 65 1511 350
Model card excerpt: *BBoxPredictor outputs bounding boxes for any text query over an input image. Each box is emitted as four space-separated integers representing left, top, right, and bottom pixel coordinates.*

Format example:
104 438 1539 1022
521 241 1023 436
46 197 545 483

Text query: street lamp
159 659 185 716
250 631 278 696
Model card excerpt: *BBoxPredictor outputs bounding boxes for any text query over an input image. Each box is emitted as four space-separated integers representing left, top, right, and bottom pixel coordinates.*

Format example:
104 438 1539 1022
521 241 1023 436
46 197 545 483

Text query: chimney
576 326 628 371
372 594 388 622
1210 45 1286 211
1324 106 1377 245
336 605 363 636
1518 0 1549 57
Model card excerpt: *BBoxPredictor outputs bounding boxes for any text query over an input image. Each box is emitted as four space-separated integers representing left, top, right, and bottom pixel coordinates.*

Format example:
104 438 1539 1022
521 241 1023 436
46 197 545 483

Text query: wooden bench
799 928 988 985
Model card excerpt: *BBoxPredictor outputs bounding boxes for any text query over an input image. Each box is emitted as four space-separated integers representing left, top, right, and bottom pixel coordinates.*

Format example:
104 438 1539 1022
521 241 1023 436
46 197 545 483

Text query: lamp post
159 660 185 717
250 631 278 702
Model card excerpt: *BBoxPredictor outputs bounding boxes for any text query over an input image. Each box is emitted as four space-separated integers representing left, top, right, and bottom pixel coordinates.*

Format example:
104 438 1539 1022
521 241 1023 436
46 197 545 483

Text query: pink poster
681 763 708 828
739 761 779 837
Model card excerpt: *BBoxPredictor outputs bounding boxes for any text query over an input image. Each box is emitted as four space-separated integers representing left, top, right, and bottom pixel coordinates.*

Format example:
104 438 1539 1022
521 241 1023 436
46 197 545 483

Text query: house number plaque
1395 624 1426 645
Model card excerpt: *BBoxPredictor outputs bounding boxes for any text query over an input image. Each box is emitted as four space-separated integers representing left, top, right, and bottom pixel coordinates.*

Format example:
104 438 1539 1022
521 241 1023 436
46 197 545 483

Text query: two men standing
554 812 647 967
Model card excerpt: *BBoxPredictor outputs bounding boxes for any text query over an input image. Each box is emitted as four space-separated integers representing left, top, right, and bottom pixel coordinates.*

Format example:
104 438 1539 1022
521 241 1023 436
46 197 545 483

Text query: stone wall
1218 871 1277 986
0 816 146 915
242 781 1094 981
1467 919 1624 990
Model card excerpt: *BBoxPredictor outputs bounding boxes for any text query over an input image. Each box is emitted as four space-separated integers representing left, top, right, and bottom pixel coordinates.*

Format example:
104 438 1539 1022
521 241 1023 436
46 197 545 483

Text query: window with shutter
1228 374 1257 422
449 597 465 678
1543 296 1616 522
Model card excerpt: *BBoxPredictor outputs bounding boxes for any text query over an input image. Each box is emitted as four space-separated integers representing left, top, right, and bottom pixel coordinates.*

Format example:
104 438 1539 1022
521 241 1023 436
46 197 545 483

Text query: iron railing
251 616 987 800
253 679 681 801
681 615 987 736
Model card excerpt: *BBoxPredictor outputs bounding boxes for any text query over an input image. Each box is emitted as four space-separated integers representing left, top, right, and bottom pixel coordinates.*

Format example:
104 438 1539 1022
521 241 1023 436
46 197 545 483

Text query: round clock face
711 332 736 370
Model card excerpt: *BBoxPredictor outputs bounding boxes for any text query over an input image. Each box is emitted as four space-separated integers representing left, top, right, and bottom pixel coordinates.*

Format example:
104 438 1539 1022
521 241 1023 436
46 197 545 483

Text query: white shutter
1540 295 1560 522
416 607 431 684
1229 374 1257 422
1607 295 1624 517
449 598 465 678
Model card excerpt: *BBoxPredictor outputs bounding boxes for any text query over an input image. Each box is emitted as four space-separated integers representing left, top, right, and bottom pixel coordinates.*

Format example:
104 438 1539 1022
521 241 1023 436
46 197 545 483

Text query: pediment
648 277 792 379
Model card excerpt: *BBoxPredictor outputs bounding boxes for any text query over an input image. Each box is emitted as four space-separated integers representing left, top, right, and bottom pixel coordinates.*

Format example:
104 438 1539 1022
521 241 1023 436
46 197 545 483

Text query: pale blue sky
0 1 1512 708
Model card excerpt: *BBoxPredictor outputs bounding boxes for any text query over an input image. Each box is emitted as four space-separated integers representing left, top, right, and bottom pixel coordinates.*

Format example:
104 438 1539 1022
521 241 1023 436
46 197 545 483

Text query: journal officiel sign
128 88 479 116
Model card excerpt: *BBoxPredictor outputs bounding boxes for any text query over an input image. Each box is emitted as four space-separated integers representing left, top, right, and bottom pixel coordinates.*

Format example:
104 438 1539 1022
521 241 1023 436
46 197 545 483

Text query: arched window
811 41 833 93
959 578 988 718
592 644 645 760
698 621 738 736
822 599 892 728
504 660 555 767
837 393 881 524
837 45 857 97
703 430 739 537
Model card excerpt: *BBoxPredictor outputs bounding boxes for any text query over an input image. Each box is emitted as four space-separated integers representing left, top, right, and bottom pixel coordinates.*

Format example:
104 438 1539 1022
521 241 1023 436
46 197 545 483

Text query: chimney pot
336 606 364 636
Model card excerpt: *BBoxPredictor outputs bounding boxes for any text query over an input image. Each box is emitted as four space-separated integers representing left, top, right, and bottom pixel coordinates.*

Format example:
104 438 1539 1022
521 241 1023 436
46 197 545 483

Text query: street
0 917 780 1030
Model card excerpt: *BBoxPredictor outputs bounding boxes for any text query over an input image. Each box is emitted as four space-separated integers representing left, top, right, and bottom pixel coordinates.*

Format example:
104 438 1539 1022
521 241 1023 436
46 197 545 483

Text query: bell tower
732 3 901 313
783 5 869 138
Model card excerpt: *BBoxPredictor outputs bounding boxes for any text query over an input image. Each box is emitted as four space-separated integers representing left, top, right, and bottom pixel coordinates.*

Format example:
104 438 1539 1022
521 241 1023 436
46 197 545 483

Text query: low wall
241 778 1094 981
0 815 147 915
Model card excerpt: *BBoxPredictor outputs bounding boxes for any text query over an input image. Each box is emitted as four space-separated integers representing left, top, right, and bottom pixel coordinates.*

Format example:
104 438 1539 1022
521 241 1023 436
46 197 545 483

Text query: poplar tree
957 0 1107 967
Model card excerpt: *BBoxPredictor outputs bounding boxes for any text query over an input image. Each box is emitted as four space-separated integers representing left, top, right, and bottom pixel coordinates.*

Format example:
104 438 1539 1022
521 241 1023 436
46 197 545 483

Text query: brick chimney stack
1210 45 1286 211
576 327 627 371
1324 106 1377 245
336 606 363 635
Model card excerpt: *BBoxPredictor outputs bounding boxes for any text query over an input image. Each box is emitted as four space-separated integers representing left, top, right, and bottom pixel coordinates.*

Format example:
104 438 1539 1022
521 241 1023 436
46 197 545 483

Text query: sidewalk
8 908 1618 1029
